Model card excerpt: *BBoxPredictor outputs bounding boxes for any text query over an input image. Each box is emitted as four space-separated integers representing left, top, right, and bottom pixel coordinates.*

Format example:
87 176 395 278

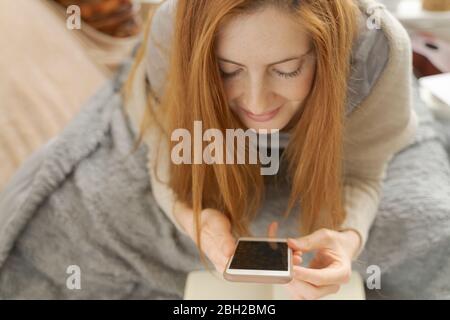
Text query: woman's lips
239 106 282 122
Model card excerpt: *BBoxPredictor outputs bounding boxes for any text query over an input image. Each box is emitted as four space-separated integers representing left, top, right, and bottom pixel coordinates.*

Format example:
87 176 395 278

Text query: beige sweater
124 0 419 259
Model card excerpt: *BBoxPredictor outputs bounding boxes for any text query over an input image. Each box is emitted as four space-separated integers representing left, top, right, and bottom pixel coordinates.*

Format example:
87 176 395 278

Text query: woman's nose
243 76 270 115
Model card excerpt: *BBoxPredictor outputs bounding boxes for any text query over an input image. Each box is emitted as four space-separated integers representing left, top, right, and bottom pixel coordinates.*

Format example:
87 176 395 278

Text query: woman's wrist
338 229 362 260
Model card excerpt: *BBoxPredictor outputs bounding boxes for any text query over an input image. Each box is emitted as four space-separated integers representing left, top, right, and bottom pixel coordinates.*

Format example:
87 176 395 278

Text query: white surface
184 270 366 300
420 73 450 106
419 73 450 120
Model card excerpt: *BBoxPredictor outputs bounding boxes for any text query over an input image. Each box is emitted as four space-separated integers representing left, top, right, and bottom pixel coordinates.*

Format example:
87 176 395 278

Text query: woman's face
215 6 316 132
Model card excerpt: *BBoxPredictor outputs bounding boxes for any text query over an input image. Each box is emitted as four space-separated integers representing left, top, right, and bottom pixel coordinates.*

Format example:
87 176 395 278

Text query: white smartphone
223 237 293 284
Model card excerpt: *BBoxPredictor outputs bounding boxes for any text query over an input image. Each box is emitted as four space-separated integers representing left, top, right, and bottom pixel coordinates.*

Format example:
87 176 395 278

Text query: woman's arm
146 128 190 236
339 92 419 259
339 59 419 261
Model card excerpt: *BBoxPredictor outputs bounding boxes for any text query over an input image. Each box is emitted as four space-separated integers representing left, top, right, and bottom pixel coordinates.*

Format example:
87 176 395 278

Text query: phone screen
229 240 288 271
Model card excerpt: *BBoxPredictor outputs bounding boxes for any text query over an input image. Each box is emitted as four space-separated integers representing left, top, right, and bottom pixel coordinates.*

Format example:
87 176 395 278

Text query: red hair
126 0 359 262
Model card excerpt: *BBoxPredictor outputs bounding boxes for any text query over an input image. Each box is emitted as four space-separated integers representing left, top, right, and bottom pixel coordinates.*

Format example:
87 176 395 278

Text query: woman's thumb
222 235 236 257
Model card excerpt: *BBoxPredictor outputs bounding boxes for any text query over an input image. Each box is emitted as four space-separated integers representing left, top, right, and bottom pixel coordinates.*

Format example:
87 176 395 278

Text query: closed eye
273 64 303 79
220 68 243 79
219 60 305 79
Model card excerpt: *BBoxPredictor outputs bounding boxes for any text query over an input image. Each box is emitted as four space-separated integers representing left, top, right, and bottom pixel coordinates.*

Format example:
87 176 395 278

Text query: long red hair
126 0 359 259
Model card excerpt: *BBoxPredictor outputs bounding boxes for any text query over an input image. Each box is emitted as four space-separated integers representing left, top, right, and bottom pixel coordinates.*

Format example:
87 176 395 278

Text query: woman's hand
284 227 362 300
174 202 236 273
285 228 361 300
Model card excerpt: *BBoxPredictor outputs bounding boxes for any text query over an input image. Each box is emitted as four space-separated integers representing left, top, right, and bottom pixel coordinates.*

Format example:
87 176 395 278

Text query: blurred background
0 0 449 192
377 0 450 122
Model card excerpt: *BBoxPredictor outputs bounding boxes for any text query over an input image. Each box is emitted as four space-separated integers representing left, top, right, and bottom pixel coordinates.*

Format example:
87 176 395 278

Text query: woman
0 0 435 299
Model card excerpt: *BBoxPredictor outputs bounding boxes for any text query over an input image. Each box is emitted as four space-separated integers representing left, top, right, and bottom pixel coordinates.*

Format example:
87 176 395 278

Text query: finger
292 264 351 287
206 238 234 268
205 251 224 274
288 229 337 252
204 235 236 272
293 255 303 266
219 234 237 257
285 279 340 300
211 249 234 274
215 259 227 274
267 221 278 238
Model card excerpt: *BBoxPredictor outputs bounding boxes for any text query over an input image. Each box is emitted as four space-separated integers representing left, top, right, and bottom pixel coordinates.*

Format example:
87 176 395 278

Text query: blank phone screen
229 240 288 271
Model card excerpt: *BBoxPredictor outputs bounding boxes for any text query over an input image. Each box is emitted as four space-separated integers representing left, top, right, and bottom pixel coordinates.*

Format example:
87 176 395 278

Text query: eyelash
220 64 303 79
220 69 243 79
273 65 303 79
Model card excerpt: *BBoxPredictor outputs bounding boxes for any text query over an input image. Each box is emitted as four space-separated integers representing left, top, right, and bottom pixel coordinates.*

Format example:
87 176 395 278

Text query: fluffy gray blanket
0 61 449 299
353 79 450 299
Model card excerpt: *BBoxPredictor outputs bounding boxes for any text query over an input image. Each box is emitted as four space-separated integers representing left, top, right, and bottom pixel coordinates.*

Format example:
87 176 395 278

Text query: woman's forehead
215 6 310 66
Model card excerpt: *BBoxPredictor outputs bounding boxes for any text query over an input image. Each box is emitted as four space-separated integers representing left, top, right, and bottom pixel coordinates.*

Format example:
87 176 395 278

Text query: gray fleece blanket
354 80 450 300
0 60 449 299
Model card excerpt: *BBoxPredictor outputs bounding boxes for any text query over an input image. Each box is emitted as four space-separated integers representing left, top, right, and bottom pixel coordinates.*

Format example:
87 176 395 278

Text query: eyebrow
217 48 313 67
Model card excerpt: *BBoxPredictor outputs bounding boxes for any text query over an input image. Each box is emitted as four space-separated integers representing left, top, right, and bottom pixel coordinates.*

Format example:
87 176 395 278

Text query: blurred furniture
0 0 141 192
379 0 450 122
184 270 366 300
53 0 142 38
422 0 450 11
379 0 450 41
412 33 450 77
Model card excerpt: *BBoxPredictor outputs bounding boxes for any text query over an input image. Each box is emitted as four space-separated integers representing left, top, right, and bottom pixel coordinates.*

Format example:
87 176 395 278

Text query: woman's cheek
222 80 240 100
273 77 312 102
273 66 316 102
